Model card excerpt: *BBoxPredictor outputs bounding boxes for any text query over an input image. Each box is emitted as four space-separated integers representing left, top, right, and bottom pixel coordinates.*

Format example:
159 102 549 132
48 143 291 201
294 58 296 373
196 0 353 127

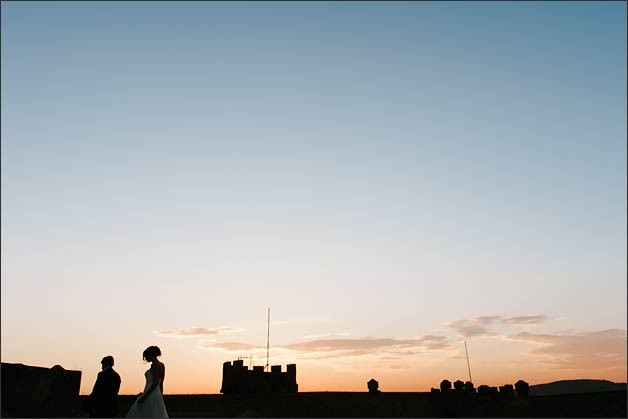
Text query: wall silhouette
515 380 530 398
1 362 82 417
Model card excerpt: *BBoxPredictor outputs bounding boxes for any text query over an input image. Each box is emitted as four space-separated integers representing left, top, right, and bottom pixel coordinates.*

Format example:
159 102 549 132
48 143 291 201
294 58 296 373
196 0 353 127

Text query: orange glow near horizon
73 355 627 395
108 367 628 396
2 336 625 396
2 325 625 396
2 316 625 396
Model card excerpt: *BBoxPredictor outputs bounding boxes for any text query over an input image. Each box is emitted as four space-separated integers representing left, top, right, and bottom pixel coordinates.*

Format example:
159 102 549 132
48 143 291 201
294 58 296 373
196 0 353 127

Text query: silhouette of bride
126 346 169 418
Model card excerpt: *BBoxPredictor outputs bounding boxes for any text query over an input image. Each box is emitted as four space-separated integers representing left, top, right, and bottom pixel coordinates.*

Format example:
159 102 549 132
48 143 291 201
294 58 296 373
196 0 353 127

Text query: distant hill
529 379 627 396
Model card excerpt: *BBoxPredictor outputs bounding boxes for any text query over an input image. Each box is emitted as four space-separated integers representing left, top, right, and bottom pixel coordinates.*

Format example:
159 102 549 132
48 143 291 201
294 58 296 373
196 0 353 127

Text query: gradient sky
1 1 626 395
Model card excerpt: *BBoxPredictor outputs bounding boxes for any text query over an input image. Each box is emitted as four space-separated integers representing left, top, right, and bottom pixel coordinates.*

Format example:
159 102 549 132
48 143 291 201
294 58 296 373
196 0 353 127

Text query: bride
127 346 169 418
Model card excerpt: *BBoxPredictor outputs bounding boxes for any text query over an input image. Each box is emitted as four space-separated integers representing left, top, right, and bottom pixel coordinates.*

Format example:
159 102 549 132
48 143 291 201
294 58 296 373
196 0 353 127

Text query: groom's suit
89 367 121 418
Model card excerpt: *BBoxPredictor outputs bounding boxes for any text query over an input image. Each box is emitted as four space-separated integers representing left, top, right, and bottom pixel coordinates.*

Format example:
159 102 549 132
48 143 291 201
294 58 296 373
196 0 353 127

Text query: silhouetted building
499 384 514 399
515 380 529 398
367 379 380 393
1 362 82 417
453 380 465 391
440 379 452 392
464 381 475 394
477 385 499 400
220 360 297 394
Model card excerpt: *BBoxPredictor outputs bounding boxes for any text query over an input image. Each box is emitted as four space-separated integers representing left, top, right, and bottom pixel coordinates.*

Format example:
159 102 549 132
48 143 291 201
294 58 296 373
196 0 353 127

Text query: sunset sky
1 2 626 395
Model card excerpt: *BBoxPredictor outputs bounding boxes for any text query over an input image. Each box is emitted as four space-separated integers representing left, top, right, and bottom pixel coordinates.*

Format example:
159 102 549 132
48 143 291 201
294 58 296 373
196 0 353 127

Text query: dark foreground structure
99 390 627 418
1 362 82 417
220 360 298 394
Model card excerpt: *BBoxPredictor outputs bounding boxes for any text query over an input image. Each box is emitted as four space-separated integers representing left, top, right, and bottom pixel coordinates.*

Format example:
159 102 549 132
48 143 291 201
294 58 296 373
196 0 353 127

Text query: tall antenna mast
265 307 270 371
464 340 473 382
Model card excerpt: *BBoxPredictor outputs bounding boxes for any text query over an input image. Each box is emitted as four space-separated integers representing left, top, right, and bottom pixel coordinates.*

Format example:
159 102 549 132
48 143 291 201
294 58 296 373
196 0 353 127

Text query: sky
1 1 626 395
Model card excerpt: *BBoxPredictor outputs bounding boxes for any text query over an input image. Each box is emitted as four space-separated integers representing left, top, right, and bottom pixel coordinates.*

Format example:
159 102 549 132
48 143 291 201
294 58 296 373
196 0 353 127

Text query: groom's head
101 356 114 370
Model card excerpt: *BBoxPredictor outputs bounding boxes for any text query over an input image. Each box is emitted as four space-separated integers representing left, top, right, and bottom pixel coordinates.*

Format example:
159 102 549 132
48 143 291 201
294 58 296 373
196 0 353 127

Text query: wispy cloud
502 315 548 326
202 341 263 351
447 317 501 338
508 329 627 371
155 326 244 338
283 338 419 352
416 335 452 350
447 315 549 338
301 332 351 340
202 335 453 360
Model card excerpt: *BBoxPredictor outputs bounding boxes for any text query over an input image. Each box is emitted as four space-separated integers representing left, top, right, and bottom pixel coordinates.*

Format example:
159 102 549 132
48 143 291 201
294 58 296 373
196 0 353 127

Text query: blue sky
1 1 626 393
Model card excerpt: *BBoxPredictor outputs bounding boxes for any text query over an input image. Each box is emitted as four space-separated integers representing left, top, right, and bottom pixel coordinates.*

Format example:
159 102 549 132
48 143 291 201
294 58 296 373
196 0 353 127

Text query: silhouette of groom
88 355 121 418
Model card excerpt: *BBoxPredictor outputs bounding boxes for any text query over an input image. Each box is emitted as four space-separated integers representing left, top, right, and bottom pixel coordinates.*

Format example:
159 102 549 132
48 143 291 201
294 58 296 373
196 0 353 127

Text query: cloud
416 335 452 350
202 335 453 360
447 315 549 337
282 338 419 352
502 315 548 326
447 317 500 338
155 326 244 338
203 342 263 351
301 332 351 339
388 364 411 370
508 329 627 371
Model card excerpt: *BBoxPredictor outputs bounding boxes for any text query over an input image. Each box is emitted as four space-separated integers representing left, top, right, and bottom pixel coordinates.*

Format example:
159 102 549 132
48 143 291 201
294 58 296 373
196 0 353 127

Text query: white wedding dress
127 370 169 418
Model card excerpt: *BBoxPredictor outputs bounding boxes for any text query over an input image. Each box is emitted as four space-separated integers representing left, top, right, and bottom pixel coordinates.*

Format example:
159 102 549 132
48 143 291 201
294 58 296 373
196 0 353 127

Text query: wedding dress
127 370 169 418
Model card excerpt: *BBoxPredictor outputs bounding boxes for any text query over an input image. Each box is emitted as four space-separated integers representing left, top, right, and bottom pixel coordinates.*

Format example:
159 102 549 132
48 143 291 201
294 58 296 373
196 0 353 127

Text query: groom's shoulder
101 368 121 379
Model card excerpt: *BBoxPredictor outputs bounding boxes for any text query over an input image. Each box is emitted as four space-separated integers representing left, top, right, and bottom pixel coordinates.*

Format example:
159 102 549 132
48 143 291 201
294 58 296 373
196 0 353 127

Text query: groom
88 355 121 418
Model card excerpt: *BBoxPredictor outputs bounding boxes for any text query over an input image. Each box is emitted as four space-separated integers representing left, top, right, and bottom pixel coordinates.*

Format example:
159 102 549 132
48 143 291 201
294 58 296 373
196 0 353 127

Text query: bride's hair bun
142 345 162 360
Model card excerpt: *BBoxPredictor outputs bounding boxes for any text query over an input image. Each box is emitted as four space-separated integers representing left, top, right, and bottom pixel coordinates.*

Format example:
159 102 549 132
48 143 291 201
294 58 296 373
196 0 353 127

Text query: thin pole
464 340 473 382
266 307 270 371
